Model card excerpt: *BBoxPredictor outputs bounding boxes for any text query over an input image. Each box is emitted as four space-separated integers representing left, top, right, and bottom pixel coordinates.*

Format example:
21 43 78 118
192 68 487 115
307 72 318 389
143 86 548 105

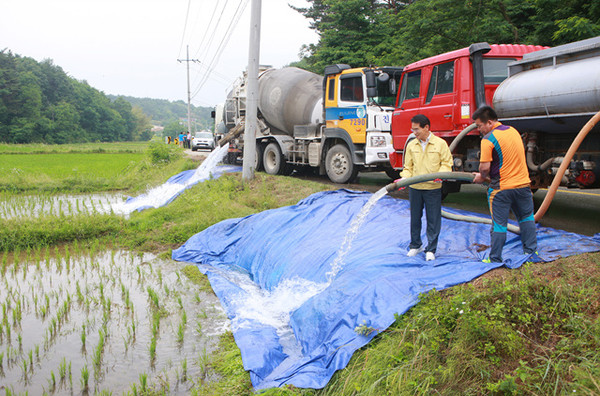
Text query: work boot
407 247 424 257
425 252 435 261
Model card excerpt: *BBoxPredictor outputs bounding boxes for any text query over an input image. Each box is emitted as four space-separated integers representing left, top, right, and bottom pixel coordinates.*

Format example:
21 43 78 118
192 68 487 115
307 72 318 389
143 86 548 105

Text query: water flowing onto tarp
112 144 231 215
173 189 600 390
188 186 387 360
326 187 387 282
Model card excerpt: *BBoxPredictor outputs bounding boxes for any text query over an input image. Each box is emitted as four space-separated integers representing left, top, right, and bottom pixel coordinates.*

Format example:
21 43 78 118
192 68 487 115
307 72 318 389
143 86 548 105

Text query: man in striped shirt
472 105 537 263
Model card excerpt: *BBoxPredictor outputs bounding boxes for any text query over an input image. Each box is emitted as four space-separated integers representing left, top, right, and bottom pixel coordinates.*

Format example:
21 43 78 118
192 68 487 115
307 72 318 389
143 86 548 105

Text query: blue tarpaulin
172 189 600 390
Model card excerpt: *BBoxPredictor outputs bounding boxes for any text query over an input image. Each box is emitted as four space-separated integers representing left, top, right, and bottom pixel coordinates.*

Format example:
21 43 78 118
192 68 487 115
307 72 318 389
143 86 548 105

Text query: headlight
370 136 387 147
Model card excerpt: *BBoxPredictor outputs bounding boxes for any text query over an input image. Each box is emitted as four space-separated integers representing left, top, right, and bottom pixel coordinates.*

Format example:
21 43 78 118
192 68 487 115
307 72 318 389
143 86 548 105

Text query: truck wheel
385 168 401 180
325 144 358 183
263 142 287 175
255 144 264 172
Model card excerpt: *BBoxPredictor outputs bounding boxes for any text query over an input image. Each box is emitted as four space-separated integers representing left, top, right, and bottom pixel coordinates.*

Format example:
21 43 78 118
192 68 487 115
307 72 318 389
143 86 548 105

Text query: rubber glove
393 178 405 191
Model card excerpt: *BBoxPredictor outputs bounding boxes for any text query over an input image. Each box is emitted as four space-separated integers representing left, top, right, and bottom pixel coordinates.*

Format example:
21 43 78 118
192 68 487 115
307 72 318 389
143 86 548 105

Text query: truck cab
390 44 545 177
323 65 403 181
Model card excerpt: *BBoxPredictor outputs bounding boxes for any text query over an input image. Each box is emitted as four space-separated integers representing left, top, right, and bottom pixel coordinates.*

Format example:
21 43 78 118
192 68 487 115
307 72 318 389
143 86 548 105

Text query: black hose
385 171 520 234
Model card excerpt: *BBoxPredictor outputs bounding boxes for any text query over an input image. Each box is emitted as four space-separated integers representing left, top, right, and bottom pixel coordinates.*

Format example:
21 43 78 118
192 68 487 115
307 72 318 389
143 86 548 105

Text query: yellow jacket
399 133 453 190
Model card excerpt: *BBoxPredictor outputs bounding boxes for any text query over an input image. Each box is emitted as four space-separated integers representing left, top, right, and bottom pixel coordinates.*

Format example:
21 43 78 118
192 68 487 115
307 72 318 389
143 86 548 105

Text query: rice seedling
59 357 67 380
49 370 56 392
181 358 187 382
149 337 157 362
22 359 28 379
81 324 87 348
139 373 148 393
177 322 185 345
147 286 160 309
80 364 89 391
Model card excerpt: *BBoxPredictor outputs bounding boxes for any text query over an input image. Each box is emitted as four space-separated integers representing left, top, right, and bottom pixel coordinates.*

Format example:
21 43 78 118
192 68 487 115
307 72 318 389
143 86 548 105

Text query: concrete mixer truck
218 64 403 183
389 36 600 194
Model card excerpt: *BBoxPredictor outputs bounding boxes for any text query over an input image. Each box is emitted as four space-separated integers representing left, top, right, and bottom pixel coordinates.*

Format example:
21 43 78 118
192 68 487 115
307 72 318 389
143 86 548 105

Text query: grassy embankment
1 141 599 394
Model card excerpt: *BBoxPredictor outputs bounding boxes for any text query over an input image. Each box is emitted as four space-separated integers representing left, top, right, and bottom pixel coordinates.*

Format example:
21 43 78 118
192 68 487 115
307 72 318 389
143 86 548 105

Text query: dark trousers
408 187 442 254
487 186 537 262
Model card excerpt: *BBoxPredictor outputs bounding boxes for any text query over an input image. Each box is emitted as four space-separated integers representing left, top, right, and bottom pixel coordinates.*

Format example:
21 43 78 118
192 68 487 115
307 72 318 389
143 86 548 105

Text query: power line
190 0 249 100
178 0 193 58
193 0 230 61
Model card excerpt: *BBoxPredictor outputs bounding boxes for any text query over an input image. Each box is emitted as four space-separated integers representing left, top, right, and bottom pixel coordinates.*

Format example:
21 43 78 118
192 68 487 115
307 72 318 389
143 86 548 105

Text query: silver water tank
257 67 323 135
493 36 600 118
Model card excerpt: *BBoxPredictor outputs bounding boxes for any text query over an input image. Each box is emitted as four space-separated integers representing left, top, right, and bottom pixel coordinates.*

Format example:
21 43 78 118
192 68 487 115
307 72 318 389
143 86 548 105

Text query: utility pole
177 45 199 139
242 0 261 181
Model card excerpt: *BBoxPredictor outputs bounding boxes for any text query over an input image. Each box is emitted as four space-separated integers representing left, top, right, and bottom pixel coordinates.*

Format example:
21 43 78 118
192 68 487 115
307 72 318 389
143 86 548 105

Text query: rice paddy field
0 141 330 395
0 245 227 395
0 142 233 394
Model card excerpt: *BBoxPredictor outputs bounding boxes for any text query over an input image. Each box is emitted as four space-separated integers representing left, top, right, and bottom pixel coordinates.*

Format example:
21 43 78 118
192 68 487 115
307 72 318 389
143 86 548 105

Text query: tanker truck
390 36 600 193
218 64 403 183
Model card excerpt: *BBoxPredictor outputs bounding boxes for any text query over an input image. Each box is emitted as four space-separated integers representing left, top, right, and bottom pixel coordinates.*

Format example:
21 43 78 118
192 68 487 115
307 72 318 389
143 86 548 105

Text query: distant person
178 133 184 147
472 105 537 263
187 131 192 148
400 114 453 261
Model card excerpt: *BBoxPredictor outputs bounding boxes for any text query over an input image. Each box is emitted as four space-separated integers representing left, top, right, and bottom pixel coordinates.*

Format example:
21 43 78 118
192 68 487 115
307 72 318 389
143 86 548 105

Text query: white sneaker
407 247 424 257
425 252 435 261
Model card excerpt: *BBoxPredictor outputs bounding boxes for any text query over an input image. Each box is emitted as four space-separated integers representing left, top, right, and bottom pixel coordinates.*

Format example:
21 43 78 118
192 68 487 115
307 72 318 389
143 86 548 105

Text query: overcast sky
1 0 318 108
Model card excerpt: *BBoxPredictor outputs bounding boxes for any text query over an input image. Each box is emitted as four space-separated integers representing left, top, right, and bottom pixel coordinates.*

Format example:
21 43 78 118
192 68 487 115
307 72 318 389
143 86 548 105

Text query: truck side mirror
366 70 377 98
389 78 397 95
211 110 216 118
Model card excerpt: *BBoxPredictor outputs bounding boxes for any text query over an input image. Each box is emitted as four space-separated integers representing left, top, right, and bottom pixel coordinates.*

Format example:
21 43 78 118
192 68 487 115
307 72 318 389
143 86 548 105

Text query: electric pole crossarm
177 45 200 138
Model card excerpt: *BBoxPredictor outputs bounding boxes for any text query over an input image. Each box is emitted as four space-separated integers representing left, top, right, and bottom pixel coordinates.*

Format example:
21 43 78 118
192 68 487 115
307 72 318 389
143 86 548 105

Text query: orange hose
534 109 600 222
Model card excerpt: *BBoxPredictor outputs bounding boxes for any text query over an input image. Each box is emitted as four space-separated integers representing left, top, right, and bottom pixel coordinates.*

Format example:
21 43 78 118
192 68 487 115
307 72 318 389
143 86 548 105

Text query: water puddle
0 193 123 220
0 246 229 394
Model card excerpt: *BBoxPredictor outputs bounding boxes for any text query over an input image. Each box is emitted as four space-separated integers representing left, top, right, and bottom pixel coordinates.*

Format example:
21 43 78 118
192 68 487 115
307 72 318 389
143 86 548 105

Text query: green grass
0 142 192 193
200 253 600 395
0 141 149 155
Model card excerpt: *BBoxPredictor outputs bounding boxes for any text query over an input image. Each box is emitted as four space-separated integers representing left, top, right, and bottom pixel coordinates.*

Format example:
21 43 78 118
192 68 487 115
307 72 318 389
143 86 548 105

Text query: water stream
112 143 230 216
203 186 390 360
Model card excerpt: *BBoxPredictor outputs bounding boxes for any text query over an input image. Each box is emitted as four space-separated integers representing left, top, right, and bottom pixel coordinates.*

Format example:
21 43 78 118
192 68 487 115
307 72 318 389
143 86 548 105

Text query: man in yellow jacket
400 114 453 261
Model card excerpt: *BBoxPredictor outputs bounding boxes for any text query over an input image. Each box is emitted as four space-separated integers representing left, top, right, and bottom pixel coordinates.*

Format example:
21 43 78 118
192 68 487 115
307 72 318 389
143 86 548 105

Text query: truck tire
325 144 358 183
255 144 264 172
263 142 287 175
385 168 401 180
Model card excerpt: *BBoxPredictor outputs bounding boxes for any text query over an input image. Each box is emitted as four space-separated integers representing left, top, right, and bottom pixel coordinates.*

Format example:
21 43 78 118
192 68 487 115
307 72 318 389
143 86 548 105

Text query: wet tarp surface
172 189 600 390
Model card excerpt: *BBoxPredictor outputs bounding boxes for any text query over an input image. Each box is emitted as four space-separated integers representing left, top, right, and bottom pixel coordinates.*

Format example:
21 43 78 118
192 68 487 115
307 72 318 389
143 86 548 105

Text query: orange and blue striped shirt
480 122 530 190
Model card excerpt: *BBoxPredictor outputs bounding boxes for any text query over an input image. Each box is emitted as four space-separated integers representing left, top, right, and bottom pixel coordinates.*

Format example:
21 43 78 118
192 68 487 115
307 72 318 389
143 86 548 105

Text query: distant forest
0 50 215 144
107 95 214 139
0 50 154 144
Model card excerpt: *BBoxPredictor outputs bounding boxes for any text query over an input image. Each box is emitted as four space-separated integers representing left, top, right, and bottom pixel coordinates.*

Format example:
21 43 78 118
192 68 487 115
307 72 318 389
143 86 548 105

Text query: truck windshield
483 58 517 84
371 76 400 107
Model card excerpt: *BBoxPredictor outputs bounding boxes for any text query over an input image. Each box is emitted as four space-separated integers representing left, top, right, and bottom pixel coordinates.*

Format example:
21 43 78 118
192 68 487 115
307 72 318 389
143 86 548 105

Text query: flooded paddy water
0 193 124 219
0 244 229 395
